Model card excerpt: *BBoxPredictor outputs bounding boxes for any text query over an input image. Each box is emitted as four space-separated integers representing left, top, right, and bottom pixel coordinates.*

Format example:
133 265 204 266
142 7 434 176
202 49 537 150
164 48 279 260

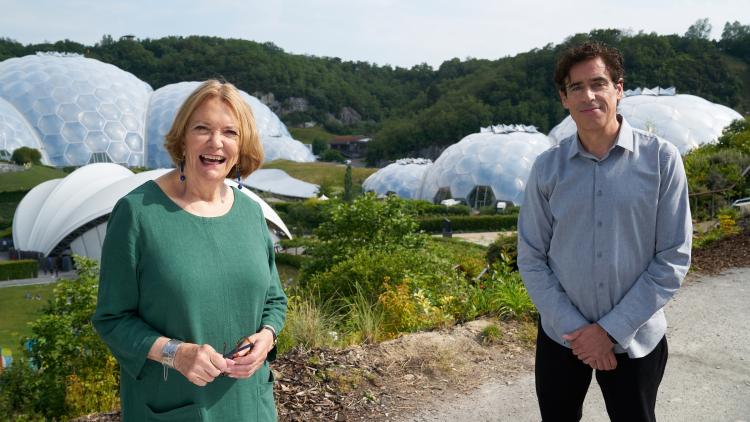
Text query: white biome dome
419 125 552 207
145 81 312 167
363 158 432 199
548 87 743 154
0 52 152 167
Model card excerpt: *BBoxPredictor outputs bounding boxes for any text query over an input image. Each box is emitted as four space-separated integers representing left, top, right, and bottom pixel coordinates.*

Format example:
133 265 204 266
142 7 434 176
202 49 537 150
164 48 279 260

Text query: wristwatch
260 325 277 347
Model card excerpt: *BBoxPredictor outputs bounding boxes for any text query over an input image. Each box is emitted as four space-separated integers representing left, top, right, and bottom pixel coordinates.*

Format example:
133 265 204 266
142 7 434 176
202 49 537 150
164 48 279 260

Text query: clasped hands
562 323 617 371
174 329 275 386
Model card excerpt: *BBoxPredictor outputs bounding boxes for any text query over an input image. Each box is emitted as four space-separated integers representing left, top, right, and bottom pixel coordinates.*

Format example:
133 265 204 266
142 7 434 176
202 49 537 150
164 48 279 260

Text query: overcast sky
1 0 748 68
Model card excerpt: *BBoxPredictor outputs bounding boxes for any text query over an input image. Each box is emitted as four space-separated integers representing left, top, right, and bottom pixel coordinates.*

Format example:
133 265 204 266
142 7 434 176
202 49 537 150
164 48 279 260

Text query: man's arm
518 160 590 338
597 145 692 349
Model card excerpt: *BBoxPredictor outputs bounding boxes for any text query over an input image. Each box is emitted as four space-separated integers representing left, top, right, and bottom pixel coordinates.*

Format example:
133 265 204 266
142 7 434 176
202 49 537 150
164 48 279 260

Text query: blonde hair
164 80 263 178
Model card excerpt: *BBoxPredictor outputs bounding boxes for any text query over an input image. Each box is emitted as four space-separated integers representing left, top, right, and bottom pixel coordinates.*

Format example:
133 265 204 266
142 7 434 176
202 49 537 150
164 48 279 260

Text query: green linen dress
93 180 287 422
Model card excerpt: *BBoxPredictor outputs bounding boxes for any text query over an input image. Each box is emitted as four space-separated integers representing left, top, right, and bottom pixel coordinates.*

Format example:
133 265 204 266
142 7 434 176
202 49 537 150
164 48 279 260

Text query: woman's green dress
93 181 287 421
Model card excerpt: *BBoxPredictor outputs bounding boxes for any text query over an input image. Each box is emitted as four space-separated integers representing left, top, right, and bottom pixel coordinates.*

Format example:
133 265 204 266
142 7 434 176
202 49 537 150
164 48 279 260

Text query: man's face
560 56 623 133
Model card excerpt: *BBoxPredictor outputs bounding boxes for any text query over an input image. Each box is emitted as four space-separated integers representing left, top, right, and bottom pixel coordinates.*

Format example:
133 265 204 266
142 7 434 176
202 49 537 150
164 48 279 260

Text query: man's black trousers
535 325 668 422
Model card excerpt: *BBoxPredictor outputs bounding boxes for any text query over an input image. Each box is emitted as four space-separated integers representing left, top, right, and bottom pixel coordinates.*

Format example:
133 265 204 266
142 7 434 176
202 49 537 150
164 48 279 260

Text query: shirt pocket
145 402 203 421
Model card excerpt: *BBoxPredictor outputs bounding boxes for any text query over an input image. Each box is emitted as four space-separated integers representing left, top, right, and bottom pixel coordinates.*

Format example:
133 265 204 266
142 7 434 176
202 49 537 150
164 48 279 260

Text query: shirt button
597 190 603 196
597 252 602 258
597 221 602 227
599 283 605 288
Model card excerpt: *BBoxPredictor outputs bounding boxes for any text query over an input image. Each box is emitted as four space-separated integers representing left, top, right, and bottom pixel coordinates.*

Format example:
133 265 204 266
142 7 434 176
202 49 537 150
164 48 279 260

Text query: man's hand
563 323 617 371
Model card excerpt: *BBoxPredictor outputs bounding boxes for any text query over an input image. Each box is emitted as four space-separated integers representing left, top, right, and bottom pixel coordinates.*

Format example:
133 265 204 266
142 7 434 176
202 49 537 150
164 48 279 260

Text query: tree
312 138 328 155
685 18 712 39
343 163 353 202
10 147 42 165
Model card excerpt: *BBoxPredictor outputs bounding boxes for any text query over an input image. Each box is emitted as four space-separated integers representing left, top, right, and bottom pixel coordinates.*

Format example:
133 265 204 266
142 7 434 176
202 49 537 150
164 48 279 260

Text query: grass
288 127 338 144
262 160 377 188
0 165 66 193
0 282 57 357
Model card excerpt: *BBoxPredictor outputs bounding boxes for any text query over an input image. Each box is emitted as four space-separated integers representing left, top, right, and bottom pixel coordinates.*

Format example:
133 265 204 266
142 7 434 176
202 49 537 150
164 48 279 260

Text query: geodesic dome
261 135 316 163
548 87 743 154
13 163 292 259
145 81 311 168
0 52 152 167
363 158 432 199
0 53 314 168
419 125 552 207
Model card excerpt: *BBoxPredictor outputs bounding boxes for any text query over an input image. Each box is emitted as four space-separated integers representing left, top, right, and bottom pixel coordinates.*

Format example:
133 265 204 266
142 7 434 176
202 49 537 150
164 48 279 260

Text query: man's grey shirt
518 117 692 358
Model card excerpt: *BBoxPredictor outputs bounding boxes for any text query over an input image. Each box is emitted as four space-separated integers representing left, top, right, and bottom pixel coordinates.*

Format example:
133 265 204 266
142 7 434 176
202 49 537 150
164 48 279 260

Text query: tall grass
277 294 340 354
344 284 385 344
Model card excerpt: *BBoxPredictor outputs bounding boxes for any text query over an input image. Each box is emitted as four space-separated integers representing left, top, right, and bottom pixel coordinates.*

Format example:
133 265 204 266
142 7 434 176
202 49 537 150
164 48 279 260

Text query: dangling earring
236 166 243 189
179 160 186 182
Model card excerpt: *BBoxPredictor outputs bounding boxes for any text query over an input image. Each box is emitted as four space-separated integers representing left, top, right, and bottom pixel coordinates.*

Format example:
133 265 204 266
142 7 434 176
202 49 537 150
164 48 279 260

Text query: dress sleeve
259 209 288 361
92 198 161 379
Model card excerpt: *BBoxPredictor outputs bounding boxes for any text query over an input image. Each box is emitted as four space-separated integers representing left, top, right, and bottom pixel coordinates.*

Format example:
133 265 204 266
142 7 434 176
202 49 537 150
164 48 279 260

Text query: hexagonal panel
106 141 130 163
98 103 121 121
37 114 64 135
81 111 105 131
84 131 109 152
64 142 92 165
62 122 87 142
104 121 126 141
58 103 82 122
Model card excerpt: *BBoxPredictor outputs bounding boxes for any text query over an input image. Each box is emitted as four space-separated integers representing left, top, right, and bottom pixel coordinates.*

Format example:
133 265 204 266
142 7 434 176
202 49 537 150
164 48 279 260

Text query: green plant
417 215 518 233
487 233 518 268
0 260 38 280
0 256 119 420
480 324 503 345
344 284 385 344
485 264 537 321
276 294 340 354
319 149 345 163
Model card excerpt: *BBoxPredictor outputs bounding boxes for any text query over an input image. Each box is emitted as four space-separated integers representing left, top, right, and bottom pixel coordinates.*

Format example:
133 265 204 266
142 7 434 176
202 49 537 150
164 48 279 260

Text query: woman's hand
174 343 233 386
224 329 275 379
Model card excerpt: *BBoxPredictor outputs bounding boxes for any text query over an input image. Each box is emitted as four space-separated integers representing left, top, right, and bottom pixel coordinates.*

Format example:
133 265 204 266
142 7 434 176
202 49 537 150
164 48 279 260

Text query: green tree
11 147 42 165
312 138 328 155
343 163 353 202
685 18 712 39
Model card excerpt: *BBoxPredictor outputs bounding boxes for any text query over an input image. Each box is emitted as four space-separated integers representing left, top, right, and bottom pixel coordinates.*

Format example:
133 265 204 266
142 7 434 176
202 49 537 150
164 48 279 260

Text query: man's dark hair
554 41 624 93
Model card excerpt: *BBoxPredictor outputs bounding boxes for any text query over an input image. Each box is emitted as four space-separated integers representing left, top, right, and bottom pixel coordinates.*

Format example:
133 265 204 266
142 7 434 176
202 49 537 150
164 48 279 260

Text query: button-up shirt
518 116 692 358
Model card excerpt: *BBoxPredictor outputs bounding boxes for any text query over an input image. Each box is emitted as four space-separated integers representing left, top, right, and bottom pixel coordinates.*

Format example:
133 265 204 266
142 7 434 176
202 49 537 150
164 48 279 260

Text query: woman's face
182 96 240 186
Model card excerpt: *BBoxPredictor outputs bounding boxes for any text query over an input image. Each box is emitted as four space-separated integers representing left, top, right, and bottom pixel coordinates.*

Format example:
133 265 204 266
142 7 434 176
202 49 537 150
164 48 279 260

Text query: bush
319 149 346 163
276 294 340 354
404 200 471 216
418 215 518 233
0 260 38 280
0 256 119 420
487 233 518 268
312 138 329 155
11 147 42 165
275 253 309 269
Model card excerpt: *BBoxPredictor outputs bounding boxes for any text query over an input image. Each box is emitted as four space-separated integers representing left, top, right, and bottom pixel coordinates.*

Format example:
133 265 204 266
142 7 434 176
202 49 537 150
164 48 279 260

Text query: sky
1 0 749 68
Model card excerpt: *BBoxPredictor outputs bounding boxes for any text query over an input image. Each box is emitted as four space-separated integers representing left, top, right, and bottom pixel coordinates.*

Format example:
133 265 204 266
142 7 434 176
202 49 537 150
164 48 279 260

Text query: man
518 41 692 422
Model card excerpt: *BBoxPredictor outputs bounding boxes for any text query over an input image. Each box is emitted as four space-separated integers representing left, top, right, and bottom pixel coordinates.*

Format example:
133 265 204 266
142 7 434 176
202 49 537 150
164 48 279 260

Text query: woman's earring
236 166 243 190
179 160 186 182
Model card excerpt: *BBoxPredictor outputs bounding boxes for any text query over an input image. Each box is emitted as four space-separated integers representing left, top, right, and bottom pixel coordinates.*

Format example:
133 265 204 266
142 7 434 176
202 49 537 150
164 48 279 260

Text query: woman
93 80 287 421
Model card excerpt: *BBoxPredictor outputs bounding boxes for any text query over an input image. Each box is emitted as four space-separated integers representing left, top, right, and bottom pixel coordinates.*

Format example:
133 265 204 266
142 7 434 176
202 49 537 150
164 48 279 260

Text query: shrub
275 253 308 269
0 260 38 280
378 277 453 334
487 233 518 268
277 294 340 354
485 263 537 320
319 149 346 163
344 285 386 344
0 256 119 419
417 215 518 233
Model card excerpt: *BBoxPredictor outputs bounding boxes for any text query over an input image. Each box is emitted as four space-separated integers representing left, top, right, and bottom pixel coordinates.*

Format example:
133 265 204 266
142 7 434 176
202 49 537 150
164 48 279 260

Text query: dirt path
395 267 750 422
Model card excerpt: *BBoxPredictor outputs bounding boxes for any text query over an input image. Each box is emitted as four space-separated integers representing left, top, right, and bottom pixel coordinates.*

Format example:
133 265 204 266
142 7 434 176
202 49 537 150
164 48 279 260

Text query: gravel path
399 267 750 422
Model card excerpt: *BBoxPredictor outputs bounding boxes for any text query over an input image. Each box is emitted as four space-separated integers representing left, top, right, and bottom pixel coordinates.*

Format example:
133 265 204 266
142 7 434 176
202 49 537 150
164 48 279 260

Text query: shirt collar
567 115 634 160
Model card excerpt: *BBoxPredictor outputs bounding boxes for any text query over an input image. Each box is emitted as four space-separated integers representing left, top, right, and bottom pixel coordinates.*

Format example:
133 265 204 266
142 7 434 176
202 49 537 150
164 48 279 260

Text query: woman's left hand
224 329 275 379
